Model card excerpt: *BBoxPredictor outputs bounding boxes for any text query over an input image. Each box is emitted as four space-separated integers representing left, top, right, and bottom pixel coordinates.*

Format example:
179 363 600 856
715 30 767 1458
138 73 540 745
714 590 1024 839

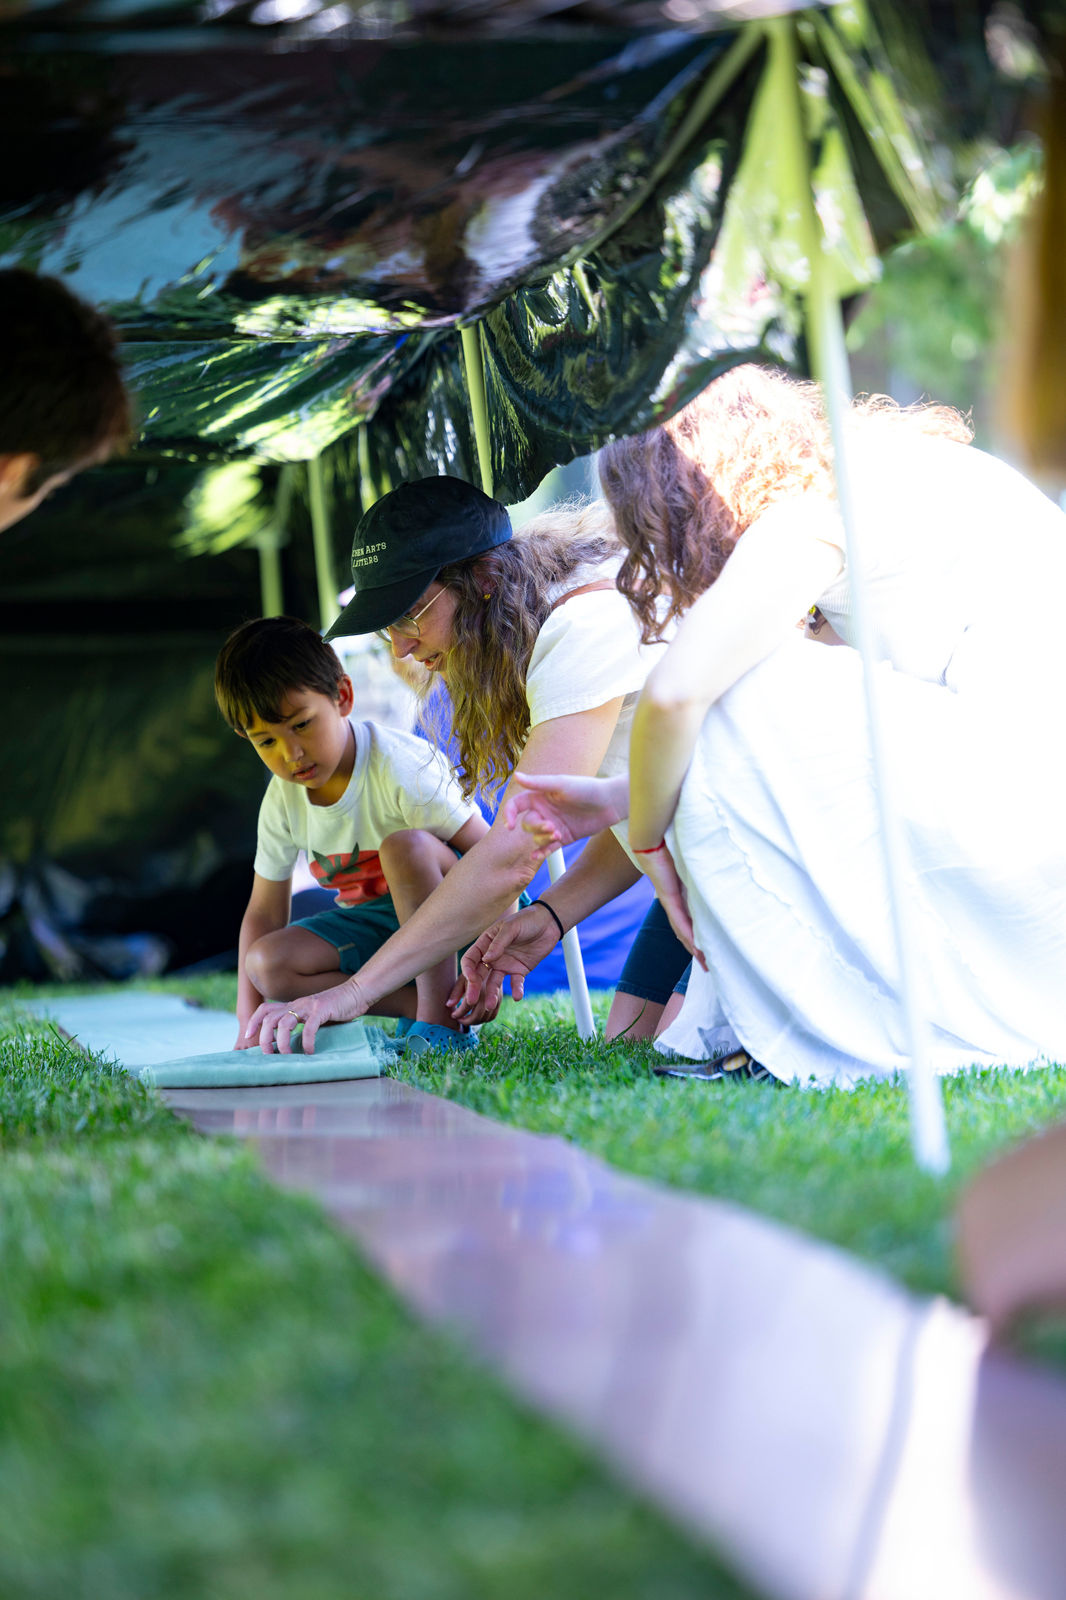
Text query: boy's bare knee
246 926 340 999
379 828 445 871
244 936 275 994
245 929 299 997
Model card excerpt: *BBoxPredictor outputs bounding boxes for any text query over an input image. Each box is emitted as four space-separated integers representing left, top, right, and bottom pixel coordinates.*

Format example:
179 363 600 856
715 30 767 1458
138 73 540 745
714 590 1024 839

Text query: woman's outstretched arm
452 825 642 1015
627 517 843 851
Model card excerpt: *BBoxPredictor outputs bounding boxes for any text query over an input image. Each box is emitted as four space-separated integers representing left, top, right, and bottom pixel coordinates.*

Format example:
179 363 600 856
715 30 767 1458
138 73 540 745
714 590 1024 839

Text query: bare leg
605 991 665 1042
378 829 466 1030
654 989 686 1038
246 925 417 1018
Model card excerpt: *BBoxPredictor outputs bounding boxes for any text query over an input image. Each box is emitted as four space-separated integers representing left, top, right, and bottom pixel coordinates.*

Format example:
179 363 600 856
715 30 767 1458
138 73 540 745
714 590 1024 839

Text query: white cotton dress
657 430 1066 1086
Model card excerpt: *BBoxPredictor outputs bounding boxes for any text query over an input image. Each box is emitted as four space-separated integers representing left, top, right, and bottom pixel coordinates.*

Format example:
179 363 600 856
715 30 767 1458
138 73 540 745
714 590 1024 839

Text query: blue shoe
394 1017 417 1039
401 1021 479 1056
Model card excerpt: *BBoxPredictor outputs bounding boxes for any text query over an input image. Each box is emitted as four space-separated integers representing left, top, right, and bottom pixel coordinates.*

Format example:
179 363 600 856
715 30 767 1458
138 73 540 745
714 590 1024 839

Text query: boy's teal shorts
292 894 401 975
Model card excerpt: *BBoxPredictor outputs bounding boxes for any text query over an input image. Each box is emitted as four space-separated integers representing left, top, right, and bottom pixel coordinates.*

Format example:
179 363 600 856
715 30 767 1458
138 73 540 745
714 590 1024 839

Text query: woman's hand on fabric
502 771 628 857
642 845 707 971
450 906 563 1014
245 979 368 1055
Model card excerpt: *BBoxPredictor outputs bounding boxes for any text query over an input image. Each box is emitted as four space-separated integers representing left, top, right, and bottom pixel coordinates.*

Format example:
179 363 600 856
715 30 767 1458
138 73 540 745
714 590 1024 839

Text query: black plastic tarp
4 5 947 477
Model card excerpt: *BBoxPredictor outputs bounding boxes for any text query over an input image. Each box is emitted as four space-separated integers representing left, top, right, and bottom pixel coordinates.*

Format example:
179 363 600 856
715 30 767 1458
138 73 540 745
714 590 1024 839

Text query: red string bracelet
632 840 667 855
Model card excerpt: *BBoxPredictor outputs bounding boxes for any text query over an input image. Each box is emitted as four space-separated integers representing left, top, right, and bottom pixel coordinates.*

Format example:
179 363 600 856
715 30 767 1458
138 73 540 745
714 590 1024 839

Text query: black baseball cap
326 476 512 638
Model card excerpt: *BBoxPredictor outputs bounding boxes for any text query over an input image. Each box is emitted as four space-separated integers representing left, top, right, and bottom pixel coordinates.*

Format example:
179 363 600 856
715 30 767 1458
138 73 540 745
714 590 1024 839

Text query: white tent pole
770 17 949 1173
308 454 340 633
460 320 597 1040
547 848 597 1040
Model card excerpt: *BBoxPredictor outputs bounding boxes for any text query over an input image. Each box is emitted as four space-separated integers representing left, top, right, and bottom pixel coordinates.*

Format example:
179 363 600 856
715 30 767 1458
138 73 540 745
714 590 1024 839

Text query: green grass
0 993 751 1600
8 971 1066 1598
392 991 1066 1302
22 974 1066 1298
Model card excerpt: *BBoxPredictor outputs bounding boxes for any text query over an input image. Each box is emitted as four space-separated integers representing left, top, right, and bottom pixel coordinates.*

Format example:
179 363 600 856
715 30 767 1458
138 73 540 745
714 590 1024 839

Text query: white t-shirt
525 558 670 860
254 718 476 907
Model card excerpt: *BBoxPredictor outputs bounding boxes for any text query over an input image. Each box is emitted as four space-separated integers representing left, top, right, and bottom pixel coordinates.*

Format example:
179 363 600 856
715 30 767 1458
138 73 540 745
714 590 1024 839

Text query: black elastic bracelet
529 898 566 941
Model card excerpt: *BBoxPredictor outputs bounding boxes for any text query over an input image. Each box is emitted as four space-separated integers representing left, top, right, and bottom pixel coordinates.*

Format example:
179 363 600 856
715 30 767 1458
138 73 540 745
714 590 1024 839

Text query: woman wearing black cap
246 476 673 1056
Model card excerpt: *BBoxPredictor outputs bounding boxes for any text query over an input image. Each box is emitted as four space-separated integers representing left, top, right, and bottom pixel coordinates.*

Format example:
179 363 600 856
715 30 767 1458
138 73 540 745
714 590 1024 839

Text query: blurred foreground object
0 269 129 531
957 1122 1066 1334
1003 29 1066 477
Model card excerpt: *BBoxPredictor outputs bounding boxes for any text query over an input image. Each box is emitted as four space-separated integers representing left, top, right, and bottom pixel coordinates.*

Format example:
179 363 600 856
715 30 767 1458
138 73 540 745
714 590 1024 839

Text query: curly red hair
600 364 973 643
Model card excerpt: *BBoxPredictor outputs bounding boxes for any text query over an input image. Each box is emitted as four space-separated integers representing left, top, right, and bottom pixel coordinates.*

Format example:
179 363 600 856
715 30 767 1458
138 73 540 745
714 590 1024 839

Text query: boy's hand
245 980 367 1055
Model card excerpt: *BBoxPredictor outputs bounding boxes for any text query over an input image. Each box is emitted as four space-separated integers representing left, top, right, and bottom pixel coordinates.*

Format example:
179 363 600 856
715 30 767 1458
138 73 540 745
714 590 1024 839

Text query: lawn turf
394 990 1066 1301
0 996 752 1600
8 967 1066 1598
19 974 1066 1299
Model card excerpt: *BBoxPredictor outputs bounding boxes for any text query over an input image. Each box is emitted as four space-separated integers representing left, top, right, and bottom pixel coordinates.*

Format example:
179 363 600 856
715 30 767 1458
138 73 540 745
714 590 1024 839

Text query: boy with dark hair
0 269 130 533
216 615 487 1051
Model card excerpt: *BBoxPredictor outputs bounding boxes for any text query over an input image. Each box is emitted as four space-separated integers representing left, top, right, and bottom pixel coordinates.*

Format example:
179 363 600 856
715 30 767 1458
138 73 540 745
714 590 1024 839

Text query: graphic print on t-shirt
310 848 388 907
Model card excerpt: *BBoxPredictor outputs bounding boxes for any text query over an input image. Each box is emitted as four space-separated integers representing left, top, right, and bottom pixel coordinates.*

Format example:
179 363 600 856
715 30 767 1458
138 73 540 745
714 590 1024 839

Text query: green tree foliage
847 141 1042 426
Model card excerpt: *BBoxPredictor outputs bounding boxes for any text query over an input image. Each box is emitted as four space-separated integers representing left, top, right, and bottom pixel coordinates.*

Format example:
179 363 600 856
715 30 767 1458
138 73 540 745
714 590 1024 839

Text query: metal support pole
357 424 380 515
256 462 292 617
308 455 340 633
258 537 283 618
460 320 596 1039
771 18 948 1173
548 848 597 1041
460 324 495 497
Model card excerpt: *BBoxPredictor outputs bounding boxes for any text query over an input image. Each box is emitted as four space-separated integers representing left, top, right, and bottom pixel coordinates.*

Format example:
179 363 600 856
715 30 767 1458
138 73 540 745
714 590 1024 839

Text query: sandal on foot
401 1021 480 1056
655 1049 774 1083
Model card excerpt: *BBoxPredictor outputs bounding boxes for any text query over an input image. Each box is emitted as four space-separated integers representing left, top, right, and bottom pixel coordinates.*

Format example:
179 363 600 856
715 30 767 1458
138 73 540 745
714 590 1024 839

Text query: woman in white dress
461 365 1066 1085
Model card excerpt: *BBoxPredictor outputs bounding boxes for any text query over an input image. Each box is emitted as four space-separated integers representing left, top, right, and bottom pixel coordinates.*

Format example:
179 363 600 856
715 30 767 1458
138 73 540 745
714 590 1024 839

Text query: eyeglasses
376 586 445 643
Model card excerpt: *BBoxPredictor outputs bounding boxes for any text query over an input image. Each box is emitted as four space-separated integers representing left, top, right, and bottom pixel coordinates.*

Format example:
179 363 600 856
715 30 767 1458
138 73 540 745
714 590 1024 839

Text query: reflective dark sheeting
2 8 957 475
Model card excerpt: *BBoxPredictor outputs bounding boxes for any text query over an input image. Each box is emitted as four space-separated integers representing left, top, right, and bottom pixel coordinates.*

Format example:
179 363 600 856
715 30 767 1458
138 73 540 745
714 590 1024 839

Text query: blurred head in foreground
0 269 130 533
1002 44 1066 484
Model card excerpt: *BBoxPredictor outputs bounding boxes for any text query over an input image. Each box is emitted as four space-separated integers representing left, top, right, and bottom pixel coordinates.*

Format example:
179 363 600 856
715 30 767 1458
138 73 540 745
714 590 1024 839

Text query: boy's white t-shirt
525 558 671 864
254 718 476 907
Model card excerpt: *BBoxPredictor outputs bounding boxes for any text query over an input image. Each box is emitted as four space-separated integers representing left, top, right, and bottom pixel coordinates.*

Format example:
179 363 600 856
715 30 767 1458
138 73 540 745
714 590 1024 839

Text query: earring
482 593 491 600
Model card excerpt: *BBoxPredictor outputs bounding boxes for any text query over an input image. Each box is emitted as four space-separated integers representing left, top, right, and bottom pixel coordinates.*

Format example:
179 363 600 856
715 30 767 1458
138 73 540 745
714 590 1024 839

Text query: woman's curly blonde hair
422 500 619 799
600 363 973 643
